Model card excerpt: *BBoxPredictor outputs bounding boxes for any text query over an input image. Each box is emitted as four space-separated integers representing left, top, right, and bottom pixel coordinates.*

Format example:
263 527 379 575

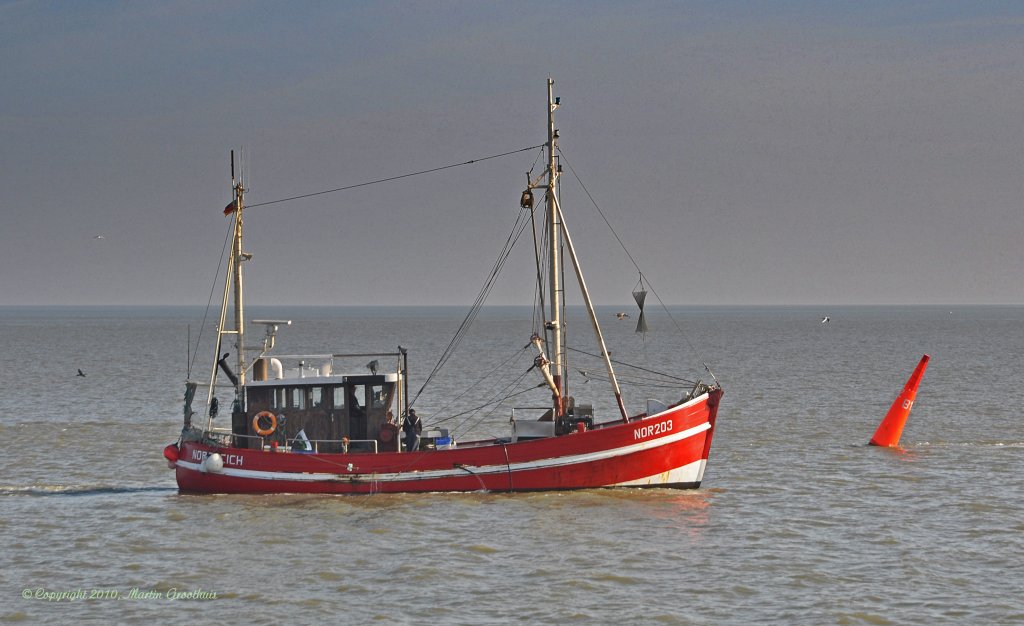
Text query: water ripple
0 484 177 497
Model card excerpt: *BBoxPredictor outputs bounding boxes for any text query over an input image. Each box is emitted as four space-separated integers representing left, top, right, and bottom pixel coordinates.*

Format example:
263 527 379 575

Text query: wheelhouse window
349 385 365 418
290 387 305 410
370 385 386 409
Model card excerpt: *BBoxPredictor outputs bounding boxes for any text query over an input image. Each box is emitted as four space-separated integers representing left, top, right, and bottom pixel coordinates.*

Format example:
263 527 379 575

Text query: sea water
1 305 1022 624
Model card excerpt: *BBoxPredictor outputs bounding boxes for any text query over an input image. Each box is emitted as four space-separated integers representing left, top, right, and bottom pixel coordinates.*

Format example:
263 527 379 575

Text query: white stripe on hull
178 421 711 485
611 458 705 487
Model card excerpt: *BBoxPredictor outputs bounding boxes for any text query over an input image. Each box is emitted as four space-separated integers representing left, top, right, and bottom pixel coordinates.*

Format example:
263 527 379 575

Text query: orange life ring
252 411 277 436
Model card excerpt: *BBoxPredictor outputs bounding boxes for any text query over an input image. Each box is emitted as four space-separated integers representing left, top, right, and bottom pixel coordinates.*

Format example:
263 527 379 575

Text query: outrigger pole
553 193 629 422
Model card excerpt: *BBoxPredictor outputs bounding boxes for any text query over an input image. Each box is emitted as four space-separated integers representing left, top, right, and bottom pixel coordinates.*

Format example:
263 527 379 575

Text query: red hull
174 389 722 494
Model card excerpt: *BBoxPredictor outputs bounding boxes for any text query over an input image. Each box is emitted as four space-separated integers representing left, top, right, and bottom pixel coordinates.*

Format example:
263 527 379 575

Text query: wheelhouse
227 353 405 454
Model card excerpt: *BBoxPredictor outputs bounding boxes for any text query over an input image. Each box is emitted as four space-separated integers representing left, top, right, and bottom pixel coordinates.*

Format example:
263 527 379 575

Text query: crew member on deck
403 409 422 452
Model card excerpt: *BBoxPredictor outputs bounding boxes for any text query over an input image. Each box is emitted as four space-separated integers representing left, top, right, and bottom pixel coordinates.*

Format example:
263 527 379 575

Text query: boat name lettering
190 450 244 467
634 419 673 440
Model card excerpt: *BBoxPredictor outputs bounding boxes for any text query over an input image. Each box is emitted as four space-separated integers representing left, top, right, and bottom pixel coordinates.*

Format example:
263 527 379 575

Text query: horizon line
2 302 1023 308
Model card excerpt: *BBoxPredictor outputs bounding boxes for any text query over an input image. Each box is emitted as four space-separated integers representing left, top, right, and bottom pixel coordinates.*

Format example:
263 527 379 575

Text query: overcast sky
2 1 1023 306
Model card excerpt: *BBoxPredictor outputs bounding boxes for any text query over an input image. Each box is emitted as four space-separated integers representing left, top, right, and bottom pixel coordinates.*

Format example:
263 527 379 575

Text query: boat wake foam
913 441 1024 448
0 485 178 497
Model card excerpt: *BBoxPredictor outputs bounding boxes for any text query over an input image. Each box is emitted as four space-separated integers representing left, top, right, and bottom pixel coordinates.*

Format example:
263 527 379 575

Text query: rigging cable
410 206 534 408
439 378 545 433
189 219 235 377
425 342 533 424
246 144 545 210
524 145 548 336
566 346 697 385
450 372 542 436
557 147 717 382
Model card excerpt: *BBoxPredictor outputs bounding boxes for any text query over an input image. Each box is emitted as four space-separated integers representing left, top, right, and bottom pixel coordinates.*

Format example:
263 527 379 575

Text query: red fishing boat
165 79 723 494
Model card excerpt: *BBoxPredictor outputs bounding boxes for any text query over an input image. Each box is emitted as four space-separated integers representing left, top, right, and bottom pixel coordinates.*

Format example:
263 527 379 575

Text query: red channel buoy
869 354 930 447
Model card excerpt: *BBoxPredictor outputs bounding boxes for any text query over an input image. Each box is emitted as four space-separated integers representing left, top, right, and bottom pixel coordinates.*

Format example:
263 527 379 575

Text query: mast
205 151 247 431
542 79 627 422
547 78 564 416
232 153 246 393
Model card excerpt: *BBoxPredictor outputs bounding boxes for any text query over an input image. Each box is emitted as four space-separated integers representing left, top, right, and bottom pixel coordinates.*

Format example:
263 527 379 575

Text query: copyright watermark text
21 587 218 601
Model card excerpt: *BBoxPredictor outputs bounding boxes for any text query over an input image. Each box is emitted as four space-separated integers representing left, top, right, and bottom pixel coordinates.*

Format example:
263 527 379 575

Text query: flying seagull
821 316 830 324
615 312 630 320
93 235 105 239
77 369 86 377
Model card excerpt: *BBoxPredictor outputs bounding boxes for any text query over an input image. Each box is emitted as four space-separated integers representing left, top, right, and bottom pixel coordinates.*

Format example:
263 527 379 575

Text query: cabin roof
246 372 399 388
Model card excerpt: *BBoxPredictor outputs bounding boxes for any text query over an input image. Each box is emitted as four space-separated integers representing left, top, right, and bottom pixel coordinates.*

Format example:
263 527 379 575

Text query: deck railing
202 431 380 454
289 438 379 454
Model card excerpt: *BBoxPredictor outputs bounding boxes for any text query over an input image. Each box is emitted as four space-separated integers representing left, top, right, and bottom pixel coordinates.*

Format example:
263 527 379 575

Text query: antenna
230 150 236 185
